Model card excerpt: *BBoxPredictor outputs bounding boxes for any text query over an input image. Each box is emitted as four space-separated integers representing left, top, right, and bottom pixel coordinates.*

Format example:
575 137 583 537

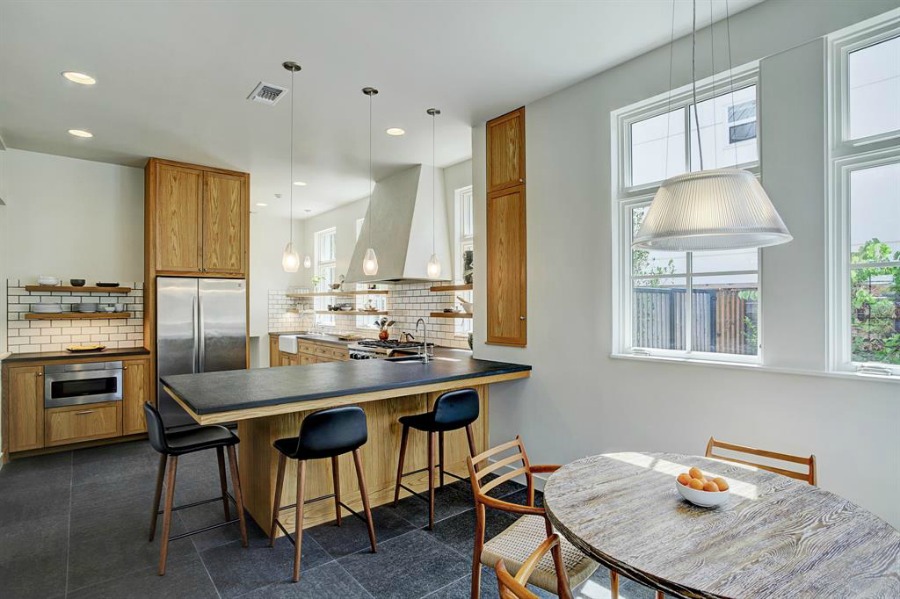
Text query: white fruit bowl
676 479 730 508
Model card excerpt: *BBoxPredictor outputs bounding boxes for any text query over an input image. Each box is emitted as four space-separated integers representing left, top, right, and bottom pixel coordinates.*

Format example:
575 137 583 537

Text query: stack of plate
76 303 99 313
32 303 62 313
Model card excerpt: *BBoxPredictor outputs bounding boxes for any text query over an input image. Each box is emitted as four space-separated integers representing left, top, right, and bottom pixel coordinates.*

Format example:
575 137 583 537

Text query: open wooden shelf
315 310 389 316
25 285 133 294
429 284 473 292
25 312 132 320
287 290 389 298
430 312 473 319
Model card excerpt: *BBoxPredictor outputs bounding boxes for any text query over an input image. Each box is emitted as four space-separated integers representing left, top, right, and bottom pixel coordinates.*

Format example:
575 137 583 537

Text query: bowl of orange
675 467 730 508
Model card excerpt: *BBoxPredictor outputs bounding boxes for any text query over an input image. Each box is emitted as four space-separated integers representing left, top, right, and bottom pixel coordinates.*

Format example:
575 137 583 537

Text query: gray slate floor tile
306 505 415 559
0 512 69 599
66 552 219 599
428 503 519 558
201 533 332 598
338 529 470 599
390 481 476 528
238 561 372 598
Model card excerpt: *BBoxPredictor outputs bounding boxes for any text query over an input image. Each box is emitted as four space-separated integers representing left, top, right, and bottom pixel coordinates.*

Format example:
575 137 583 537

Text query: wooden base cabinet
6 366 44 452
123 359 150 435
268 334 349 367
45 402 121 447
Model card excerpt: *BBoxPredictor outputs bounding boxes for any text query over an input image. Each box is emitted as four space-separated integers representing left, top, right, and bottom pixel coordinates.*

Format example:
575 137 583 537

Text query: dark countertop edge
2 347 151 364
268 332 359 348
167 361 531 415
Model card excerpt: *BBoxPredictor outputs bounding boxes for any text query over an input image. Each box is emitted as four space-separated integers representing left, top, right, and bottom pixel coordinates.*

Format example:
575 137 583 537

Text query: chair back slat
706 437 816 485
470 437 522 468
476 452 526 481
480 466 529 496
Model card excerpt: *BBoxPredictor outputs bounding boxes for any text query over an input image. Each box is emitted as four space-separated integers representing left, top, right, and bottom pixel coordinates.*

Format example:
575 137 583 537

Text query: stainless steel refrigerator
156 278 247 429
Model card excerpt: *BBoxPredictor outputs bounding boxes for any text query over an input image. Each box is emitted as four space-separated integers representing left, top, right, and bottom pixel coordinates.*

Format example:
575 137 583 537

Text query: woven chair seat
480 515 598 593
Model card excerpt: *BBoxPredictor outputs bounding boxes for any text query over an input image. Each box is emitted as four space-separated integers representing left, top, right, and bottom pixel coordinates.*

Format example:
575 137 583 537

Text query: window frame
314 227 337 327
455 185 474 336
828 14 900 376
612 65 763 365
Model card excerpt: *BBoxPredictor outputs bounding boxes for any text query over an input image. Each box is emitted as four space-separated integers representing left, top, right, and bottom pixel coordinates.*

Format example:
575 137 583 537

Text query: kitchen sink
385 355 460 364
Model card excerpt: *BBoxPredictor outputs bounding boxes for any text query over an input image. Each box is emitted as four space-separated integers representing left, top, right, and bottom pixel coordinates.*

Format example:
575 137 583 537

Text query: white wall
473 0 900 528
249 211 304 367
2 149 144 282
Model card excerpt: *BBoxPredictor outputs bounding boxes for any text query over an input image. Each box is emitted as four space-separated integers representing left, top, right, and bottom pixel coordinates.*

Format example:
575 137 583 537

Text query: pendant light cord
725 0 739 167
289 68 295 245
368 92 373 249
691 0 704 171
432 111 436 255
662 0 676 179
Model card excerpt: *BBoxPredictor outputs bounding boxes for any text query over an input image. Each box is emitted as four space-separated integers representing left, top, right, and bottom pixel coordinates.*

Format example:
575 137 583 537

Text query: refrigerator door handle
192 295 200 373
198 296 206 372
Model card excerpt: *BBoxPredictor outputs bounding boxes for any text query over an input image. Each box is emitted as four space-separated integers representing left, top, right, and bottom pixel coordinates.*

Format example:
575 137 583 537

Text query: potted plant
375 317 395 341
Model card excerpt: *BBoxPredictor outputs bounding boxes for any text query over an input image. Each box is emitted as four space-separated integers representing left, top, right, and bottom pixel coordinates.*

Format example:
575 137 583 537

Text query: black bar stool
392 388 480 529
144 402 248 576
269 406 377 582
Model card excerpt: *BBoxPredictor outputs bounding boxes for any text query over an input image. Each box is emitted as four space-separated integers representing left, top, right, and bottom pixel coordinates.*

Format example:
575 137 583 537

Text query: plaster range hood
345 164 452 283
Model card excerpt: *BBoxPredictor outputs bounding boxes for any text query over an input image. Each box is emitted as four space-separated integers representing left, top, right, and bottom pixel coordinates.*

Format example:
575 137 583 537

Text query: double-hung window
613 66 762 363
315 227 337 327
456 186 474 336
829 15 900 375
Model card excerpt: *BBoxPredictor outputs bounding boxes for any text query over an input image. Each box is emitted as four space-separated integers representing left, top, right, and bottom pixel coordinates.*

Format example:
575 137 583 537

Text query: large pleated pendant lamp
281 61 302 272
633 0 791 252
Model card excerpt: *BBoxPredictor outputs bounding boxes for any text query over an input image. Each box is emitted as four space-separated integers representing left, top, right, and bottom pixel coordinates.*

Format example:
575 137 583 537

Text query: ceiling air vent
247 82 287 106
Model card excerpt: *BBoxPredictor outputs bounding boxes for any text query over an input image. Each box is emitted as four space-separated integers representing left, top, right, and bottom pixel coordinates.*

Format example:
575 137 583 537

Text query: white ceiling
0 0 763 218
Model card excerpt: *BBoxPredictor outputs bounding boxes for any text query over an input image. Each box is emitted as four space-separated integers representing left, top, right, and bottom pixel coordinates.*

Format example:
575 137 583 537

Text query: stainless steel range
347 339 435 360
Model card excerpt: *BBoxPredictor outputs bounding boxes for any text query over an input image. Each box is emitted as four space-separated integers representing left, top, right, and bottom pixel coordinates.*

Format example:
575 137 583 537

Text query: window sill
609 353 898 383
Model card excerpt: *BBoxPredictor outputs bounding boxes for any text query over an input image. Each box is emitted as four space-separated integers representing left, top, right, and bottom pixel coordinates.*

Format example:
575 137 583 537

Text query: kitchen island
161 355 530 532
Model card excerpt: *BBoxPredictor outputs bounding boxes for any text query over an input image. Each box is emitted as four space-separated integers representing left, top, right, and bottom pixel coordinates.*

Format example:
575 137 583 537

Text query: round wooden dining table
543 452 900 599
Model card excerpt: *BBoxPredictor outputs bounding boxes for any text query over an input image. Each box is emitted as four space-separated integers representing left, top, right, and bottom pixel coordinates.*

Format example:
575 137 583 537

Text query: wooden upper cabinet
486 107 527 347
7 365 44 452
154 162 203 273
487 107 525 194
487 186 527 346
203 171 248 275
146 158 249 278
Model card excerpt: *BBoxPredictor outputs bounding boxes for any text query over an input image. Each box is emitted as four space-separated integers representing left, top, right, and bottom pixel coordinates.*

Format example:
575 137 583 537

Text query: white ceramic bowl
675 479 730 508
38 276 60 286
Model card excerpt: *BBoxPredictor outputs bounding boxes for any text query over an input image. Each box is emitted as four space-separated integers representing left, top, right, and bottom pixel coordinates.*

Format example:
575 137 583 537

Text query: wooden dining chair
495 534 563 599
705 437 817 485
466 437 599 599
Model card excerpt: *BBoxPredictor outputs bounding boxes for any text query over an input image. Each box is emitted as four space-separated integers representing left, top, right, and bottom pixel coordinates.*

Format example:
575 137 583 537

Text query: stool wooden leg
227 445 248 548
439 431 445 488
158 455 177 576
149 454 166 542
331 456 342 526
427 431 436 530
216 447 231 521
352 449 378 553
655 593 665 599
292 460 307 583
269 453 286 547
392 424 409 507
610 570 619 599
465 423 480 487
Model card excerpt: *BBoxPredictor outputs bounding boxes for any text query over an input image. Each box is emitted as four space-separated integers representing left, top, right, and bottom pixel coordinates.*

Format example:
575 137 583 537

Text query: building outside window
315 227 336 327
613 66 762 363
829 17 900 375
455 186 474 336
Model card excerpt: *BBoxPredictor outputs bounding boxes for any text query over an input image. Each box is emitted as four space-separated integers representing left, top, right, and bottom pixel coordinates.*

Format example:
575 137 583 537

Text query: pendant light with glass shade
632 0 791 251
362 87 379 276
426 108 442 279
281 61 302 272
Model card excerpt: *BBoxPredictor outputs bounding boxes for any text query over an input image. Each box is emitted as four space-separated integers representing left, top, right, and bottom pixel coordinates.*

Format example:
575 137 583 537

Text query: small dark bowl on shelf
70 279 86 287
96 282 120 287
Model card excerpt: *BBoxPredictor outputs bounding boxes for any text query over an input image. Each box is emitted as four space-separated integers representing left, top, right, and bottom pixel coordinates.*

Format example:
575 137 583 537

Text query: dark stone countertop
2 347 150 364
162 355 530 415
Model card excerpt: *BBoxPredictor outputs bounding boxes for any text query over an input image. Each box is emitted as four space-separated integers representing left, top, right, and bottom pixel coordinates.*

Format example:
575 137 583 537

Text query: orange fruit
713 477 729 491
689 467 704 480
689 478 705 490
677 473 692 486
703 481 720 492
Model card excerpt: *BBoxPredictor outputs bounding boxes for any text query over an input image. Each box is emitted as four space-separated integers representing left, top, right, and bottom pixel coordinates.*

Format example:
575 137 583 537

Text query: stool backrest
144 402 168 453
296 406 368 458
433 388 479 428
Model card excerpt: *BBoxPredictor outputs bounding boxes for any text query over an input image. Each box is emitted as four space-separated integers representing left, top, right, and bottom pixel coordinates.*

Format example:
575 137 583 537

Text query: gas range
348 339 435 360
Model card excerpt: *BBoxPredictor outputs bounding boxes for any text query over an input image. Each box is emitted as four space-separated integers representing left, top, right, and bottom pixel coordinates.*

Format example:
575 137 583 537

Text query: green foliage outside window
850 238 900 365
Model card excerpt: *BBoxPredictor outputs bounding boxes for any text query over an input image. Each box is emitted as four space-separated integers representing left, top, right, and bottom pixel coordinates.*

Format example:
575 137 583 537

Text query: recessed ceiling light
62 71 96 85
256 202 268 207
293 181 307 186
386 127 405 136
68 129 93 138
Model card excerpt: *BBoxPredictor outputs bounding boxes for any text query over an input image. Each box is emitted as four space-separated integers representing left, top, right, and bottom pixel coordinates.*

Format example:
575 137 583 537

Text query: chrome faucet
415 318 430 363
